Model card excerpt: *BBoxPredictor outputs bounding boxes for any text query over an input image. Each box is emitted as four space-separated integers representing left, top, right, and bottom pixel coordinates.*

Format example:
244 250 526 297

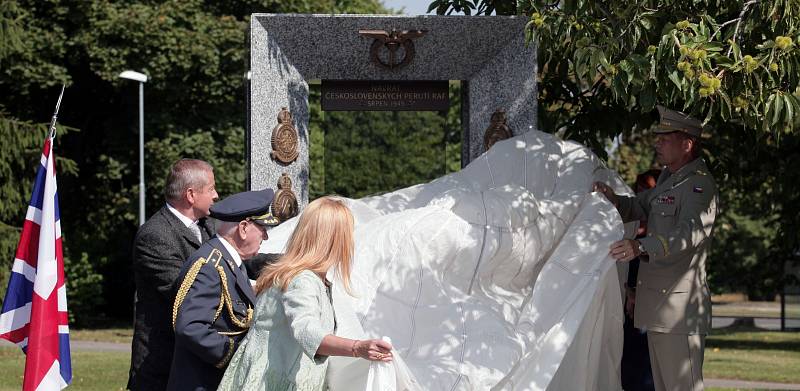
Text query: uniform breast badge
656 195 675 205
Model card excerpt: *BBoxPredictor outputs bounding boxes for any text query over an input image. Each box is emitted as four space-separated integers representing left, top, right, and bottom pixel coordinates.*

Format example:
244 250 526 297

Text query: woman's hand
353 339 393 362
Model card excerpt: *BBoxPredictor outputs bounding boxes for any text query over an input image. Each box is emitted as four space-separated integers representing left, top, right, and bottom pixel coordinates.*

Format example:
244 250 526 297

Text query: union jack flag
0 134 72 390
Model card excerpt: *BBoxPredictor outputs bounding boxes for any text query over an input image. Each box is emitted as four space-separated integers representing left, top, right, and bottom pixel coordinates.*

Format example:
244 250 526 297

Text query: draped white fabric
261 130 631 390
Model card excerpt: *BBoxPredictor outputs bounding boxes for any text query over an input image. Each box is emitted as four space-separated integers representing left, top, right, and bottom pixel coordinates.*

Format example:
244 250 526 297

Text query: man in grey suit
594 106 718 391
128 159 219 391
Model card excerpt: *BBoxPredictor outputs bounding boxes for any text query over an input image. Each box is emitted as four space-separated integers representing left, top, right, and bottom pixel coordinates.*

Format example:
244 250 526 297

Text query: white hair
216 221 239 239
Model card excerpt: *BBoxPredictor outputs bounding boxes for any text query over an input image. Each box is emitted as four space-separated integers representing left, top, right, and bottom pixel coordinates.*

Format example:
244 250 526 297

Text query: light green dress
217 270 336 391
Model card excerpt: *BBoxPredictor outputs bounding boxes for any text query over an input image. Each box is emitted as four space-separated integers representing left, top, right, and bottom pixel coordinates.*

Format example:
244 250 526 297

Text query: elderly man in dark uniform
595 106 719 391
167 189 278 391
128 159 218 391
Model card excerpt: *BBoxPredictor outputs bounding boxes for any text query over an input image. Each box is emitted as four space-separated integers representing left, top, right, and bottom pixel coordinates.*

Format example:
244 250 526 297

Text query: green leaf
597 50 611 71
630 54 650 68
715 56 734 67
731 41 741 61
575 47 589 79
620 59 634 83
703 101 714 125
783 94 794 125
773 93 784 126
718 90 733 120
756 40 775 50
698 20 709 37
669 71 683 89
639 82 656 111
640 16 652 30
765 93 776 121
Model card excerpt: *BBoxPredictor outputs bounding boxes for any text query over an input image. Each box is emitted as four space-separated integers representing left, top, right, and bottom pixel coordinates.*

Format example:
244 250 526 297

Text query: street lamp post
119 70 148 226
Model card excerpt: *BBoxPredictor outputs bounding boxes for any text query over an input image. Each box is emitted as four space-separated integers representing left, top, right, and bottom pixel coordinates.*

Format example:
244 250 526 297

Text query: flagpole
1 85 73 390
138 80 145 226
49 85 66 139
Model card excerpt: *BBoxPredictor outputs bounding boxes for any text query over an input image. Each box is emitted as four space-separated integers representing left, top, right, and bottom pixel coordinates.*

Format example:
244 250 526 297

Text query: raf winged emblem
358 29 428 70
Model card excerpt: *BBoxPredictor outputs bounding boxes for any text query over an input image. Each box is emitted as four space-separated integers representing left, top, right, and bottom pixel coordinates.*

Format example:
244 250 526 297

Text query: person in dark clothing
127 159 218 391
243 252 282 280
620 169 660 391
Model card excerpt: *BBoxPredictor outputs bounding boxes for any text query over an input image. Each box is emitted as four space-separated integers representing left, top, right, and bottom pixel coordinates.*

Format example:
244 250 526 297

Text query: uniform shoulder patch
207 248 224 267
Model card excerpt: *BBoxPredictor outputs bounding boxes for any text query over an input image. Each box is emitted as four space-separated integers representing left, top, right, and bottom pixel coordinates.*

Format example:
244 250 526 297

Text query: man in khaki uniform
594 105 719 391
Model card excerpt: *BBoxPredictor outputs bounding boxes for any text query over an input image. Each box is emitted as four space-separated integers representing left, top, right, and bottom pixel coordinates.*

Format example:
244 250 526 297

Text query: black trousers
621 312 655 391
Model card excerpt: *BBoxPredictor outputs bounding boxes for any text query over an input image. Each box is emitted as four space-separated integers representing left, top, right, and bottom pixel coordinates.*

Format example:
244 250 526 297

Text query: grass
0 348 129 391
69 328 133 344
2 327 798 389
0 327 133 390
708 389 781 391
705 327 800 384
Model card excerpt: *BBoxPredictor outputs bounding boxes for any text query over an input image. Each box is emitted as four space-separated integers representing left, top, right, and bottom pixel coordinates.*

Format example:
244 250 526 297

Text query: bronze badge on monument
484 109 513 151
270 107 299 164
358 29 427 70
272 173 299 222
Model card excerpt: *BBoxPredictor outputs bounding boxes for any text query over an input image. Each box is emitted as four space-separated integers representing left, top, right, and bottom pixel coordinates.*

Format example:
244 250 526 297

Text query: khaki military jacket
617 158 718 334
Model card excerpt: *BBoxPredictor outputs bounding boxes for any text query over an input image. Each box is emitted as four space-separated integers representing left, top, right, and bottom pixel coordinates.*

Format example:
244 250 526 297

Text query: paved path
713 316 800 330
707 378 800 390
0 339 130 352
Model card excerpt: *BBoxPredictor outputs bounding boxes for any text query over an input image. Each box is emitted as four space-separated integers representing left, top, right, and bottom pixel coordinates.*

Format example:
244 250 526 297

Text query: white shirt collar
216 236 243 268
325 267 335 285
166 202 196 228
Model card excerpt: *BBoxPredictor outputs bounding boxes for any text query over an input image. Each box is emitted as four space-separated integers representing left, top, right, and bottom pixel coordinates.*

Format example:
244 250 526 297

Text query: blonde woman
218 196 392 391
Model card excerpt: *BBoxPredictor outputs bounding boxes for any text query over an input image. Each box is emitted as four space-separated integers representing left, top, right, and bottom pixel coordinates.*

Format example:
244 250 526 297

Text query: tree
0 1 85 315
430 0 800 297
0 0 391 324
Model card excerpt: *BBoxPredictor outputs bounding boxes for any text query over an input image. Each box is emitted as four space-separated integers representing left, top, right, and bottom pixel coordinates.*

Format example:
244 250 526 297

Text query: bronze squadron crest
484 109 513 151
270 108 299 164
272 173 299 223
358 29 428 70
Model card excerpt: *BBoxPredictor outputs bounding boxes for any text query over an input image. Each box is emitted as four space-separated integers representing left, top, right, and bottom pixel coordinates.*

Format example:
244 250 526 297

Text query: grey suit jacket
617 158 718 334
128 206 215 391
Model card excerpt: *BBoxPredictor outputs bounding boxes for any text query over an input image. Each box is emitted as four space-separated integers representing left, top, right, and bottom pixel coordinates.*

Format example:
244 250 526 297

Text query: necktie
197 218 209 241
189 222 202 243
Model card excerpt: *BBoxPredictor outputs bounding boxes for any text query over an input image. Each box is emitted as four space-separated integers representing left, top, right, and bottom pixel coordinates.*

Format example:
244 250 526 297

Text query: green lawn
705 328 800 384
1 327 798 389
0 348 129 391
69 328 134 344
708 389 781 391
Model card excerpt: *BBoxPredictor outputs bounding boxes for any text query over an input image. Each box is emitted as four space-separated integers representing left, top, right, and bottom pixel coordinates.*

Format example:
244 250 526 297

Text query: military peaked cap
209 189 279 226
654 105 704 137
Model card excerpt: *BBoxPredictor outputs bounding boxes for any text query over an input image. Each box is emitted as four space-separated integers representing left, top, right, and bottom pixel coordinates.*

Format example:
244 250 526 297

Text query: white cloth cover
261 130 632 390
326 337 422 391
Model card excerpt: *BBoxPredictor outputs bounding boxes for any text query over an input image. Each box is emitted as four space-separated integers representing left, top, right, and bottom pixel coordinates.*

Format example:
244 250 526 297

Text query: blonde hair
255 196 355 295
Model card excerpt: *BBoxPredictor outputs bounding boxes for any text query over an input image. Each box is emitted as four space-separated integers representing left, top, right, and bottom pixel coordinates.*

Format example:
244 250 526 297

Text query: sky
381 0 434 15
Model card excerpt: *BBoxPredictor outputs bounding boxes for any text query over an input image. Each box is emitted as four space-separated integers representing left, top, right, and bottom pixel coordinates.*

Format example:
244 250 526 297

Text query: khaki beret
654 105 703 137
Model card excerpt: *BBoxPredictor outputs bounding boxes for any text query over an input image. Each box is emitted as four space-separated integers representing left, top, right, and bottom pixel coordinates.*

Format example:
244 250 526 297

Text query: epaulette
172 249 224 330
